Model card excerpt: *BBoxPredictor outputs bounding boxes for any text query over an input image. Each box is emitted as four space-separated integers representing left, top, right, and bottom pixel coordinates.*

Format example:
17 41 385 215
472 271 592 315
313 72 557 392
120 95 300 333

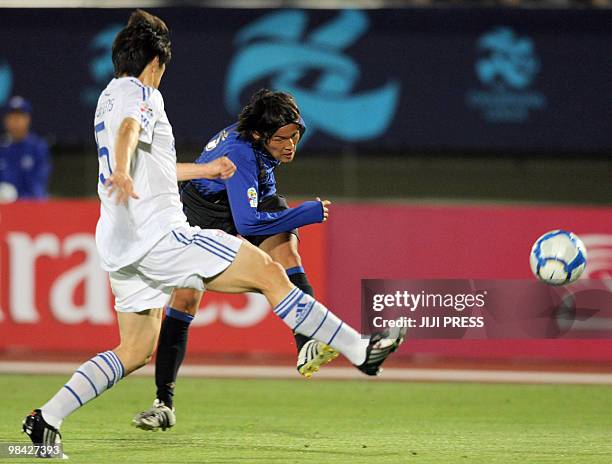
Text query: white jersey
94 77 187 271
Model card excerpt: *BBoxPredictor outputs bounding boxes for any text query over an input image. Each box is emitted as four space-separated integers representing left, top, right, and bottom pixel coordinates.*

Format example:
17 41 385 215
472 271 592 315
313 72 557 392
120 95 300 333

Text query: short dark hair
236 89 304 145
112 9 171 78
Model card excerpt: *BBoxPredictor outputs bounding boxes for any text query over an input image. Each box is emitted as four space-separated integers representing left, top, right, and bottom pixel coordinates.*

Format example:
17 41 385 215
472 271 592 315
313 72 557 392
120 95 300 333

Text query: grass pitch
1 374 612 463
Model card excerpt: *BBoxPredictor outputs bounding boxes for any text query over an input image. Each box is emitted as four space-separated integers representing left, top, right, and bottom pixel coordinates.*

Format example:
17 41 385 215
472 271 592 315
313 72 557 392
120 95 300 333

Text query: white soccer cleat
132 399 176 431
297 340 339 379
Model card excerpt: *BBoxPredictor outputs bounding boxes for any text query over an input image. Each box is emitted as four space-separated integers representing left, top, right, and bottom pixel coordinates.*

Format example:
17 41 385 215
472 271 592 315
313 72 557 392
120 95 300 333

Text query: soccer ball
530 230 587 285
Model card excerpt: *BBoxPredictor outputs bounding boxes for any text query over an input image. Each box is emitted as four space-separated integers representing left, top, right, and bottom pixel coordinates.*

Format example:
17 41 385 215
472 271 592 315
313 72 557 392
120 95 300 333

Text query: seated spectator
0 96 51 200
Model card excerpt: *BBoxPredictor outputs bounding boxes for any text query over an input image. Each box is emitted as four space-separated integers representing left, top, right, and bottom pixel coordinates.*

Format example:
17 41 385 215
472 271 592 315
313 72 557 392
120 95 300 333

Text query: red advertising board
0 201 326 356
325 203 612 362
3 200 612 362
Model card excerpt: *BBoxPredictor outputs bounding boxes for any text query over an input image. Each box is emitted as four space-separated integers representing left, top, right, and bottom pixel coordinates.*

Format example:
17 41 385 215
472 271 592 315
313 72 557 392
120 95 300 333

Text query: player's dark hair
237 89 305 146
112 9 171 78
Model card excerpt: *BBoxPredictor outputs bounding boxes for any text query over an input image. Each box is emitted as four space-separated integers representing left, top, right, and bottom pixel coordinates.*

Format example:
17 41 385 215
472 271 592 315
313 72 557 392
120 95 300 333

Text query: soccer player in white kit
22 10 405 456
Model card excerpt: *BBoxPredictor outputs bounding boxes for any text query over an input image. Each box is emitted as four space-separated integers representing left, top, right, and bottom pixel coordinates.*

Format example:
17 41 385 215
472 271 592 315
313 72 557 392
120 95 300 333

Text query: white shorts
109 225 243 312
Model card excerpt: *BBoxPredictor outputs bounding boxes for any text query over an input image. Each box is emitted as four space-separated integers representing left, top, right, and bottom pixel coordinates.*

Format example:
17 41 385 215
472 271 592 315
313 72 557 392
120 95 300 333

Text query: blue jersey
0 133 50 199
189 123 323 236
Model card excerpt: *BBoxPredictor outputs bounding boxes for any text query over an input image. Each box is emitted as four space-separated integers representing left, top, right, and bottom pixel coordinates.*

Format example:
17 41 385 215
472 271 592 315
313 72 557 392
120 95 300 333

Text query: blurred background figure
0 96 51 201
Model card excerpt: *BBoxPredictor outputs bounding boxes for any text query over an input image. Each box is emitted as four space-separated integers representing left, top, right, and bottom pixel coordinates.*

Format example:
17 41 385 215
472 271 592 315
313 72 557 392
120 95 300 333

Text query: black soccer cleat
356 326 407 376
22 409 63 458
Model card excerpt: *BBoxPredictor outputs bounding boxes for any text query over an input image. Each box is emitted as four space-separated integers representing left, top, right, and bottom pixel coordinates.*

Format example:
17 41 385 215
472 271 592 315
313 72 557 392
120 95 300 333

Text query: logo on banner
0 60 13 107
0 230 271 328
225 10 400 144
81 24 123 106
466 27 546 123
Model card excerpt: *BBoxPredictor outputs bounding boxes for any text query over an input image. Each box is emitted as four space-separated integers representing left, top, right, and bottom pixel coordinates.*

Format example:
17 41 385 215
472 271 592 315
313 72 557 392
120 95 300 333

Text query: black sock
287 267 314 352
155 306 194 408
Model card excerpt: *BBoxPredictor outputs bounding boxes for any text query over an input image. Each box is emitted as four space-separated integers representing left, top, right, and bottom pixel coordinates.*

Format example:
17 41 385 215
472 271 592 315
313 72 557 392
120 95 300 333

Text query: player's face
4 111 31 141
264 123 301 163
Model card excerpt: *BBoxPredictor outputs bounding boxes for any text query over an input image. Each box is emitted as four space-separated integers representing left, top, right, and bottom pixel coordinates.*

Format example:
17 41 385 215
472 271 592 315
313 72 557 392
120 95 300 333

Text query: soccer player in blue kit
0 96 50 199
133 89 342 430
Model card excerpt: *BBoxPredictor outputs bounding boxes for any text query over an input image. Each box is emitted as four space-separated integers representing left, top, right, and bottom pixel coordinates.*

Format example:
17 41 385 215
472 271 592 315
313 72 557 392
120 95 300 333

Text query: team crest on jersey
247 187 258 208
139 102 154 129
139 102 154 119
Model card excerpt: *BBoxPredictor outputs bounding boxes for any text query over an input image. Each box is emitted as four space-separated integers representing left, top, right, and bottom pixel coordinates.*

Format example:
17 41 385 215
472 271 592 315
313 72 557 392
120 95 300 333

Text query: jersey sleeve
224 147 324 236
117 83 160 144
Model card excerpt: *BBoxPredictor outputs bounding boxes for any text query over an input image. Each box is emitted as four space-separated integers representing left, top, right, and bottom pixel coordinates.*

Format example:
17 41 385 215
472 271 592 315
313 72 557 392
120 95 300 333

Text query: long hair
236 89 304 146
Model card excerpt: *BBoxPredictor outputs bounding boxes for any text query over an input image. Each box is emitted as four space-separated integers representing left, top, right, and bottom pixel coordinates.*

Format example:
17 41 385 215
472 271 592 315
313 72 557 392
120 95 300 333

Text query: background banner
0 8 611 152
0 200 325 356
3 201 612 360
325 203 612 360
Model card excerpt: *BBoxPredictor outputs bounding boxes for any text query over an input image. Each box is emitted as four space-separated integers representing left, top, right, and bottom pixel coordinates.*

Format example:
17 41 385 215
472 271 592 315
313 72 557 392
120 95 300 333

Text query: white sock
40 351 124 428
274 288 369 365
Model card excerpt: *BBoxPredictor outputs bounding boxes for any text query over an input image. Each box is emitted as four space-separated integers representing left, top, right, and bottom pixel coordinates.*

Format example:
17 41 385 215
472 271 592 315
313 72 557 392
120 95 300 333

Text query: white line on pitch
2 361 612 385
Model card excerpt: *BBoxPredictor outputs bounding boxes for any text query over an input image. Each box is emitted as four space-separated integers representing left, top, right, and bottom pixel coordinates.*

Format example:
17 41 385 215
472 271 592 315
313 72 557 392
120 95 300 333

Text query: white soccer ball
530 230 587 285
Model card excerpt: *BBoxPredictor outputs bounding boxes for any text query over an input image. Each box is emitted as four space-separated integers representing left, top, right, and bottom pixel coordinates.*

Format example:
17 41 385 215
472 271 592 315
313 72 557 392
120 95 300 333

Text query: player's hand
316 197 331 222
105 171 140 205
204 156 236 180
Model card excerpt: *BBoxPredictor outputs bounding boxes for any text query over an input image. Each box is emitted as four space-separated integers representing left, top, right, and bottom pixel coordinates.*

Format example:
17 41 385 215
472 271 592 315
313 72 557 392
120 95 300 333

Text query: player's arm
225 151 327 236
176 156 236 181
105 117 141 204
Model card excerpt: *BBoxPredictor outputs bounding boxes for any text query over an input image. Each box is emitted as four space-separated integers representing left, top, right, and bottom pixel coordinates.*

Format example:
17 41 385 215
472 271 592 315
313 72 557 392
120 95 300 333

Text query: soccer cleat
132 399 176 431
297 340 339 379
356 326 407 376
22 409 64 458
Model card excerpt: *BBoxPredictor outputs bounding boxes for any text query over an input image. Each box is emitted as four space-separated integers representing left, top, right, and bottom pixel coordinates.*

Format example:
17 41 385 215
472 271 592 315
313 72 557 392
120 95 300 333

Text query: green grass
2 374 612 463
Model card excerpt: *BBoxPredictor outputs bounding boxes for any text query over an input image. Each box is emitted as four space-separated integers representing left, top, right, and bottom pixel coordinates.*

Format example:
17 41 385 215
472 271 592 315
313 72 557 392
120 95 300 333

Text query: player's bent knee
258 260 290 292
282 249 302 268
265 236 302 269
168 288 202 316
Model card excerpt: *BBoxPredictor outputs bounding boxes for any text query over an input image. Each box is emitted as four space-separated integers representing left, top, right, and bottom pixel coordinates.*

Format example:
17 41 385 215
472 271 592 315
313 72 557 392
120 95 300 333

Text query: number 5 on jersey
95 121 113 185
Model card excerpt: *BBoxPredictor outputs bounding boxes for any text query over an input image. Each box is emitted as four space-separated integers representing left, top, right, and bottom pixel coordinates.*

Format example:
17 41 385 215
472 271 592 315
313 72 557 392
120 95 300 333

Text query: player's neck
138 62 162 89
116 71 158 89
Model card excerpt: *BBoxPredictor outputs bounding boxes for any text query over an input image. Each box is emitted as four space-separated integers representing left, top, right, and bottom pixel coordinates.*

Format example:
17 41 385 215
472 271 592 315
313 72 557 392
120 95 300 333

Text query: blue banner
1 7 611 152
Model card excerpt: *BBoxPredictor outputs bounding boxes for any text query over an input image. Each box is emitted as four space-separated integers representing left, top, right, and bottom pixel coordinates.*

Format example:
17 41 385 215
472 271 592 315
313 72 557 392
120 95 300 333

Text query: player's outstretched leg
259 232 339 378
296 339 339 378
132 240 406 431
355 325 407 376
204 241 406 374
23 308 162 451
287 266 339 378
